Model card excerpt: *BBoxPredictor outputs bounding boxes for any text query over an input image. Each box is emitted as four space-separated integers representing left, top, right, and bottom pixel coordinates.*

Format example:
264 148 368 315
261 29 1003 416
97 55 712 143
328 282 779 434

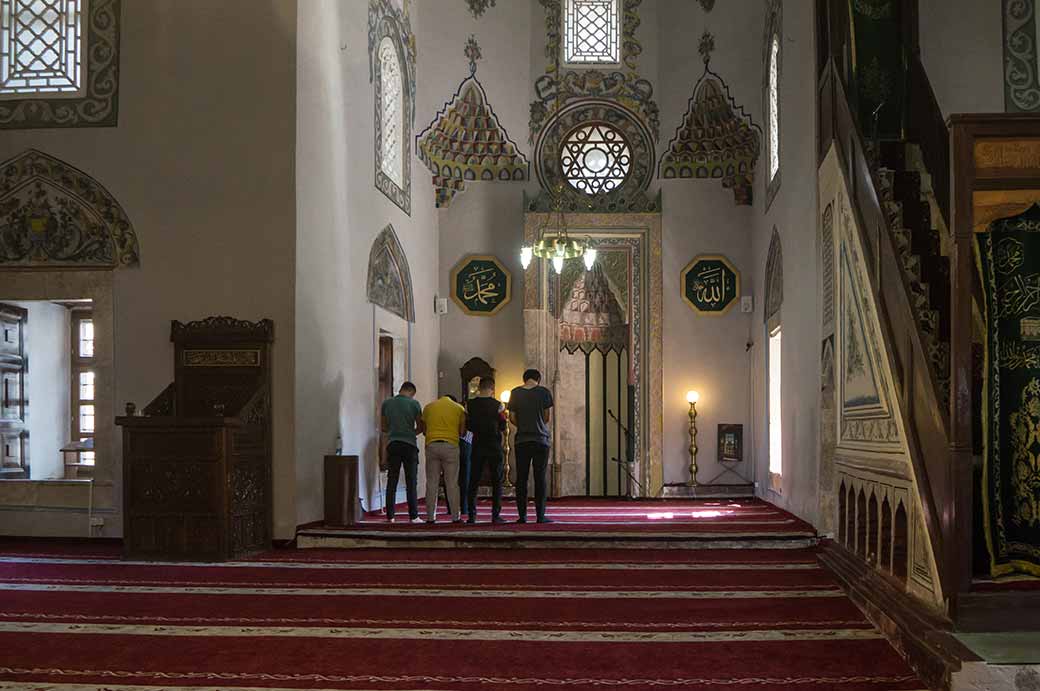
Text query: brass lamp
500 389 514 489
686 390 699 487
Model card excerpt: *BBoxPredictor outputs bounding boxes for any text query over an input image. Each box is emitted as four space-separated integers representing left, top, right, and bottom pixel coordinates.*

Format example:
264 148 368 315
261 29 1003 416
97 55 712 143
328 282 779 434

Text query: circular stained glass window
560 123 632 195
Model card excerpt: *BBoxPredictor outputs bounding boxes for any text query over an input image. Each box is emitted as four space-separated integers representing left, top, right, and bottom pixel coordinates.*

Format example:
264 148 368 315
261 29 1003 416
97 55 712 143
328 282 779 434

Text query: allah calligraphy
682 255 741 315
451 254 512 316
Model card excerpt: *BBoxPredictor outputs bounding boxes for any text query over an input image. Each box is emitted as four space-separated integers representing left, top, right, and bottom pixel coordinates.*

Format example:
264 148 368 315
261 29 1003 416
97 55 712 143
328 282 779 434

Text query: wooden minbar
117 317 273 561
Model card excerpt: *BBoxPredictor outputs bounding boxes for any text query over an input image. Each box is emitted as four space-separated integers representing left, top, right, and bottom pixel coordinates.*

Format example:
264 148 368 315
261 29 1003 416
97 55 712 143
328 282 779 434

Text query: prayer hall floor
297 497 819 550
0 535 927 691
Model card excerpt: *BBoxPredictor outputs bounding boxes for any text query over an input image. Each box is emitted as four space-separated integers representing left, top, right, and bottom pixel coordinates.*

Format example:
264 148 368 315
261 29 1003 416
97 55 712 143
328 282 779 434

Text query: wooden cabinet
118 317 273 561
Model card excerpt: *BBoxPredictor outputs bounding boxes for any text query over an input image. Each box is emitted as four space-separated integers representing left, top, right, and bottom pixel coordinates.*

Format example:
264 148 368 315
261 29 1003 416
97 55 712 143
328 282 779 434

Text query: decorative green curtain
849 0 905 140
977 204 1040 577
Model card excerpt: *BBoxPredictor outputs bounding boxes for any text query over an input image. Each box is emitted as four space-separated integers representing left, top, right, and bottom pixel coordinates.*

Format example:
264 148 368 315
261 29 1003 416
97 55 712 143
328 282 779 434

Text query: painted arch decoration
366 224 415 323
416 36 529 208
659 32 761 206
0 149 139 267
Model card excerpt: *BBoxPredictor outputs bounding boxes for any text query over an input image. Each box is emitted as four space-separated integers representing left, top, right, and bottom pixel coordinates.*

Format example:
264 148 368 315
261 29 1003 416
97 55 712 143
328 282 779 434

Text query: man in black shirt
466 377 507 524
507 369 554 524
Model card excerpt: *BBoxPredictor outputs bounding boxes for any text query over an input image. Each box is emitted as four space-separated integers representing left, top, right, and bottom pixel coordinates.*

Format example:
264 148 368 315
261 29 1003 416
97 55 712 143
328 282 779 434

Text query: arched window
378 37 404 189
768 36 780 179
763 0 782 206
765 228 783 490
370 2 413 216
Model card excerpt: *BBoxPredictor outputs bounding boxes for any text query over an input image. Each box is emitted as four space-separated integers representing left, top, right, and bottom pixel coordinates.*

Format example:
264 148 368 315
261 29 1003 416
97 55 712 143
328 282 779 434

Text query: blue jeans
457 439 472 516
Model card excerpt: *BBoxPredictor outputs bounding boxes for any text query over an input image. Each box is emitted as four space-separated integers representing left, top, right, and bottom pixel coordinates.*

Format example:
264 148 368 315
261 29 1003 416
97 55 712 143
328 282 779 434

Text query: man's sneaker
537 517 554 524
492 516 507 524
410 517 423 524
466 516 477 524
515 517 527 524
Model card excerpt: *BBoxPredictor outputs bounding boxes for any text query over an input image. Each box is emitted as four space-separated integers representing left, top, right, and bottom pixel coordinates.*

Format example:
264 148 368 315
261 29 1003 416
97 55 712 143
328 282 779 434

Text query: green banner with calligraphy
977 204 1040 577
451 255 512 316
682 255 740 316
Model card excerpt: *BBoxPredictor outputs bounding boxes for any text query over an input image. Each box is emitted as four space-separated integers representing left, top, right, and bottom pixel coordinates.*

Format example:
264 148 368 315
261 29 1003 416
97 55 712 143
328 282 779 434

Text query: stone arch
366 224 415 323
0 149 139 268
764 227 783 323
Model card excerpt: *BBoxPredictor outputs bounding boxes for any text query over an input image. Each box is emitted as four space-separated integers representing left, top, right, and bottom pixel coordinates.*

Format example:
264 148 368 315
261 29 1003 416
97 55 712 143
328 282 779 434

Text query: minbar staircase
873 142 952 410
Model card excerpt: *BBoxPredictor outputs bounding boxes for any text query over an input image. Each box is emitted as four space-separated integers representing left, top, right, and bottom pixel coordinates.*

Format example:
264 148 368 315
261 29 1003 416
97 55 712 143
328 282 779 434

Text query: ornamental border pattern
1003 0 1040 112
0 0 121 129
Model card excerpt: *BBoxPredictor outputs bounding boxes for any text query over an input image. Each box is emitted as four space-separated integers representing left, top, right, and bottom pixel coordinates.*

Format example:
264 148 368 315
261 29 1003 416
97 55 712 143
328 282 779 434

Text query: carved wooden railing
906 54 951 228
818 59 957 603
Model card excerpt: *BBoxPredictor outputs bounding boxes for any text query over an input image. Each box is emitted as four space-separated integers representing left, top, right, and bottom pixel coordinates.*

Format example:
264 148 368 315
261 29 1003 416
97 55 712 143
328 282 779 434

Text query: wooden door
377 335 394 469
0 303 28 479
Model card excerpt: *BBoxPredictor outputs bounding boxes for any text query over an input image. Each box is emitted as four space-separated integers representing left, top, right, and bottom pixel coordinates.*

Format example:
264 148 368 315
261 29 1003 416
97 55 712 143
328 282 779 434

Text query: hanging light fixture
519 30 596 274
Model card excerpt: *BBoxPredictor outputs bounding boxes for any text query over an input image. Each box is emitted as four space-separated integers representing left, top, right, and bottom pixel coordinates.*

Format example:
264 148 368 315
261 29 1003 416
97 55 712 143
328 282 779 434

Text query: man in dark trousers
465 376 507 524
379 381 424 523
507 369 554 524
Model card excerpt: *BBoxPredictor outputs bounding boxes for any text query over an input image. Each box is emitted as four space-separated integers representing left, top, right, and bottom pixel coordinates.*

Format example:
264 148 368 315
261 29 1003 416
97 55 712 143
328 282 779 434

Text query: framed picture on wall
717 424 743 463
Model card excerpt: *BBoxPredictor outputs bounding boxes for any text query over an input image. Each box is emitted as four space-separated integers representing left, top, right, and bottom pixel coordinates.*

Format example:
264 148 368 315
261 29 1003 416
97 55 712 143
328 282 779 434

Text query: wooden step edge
817 539 979 691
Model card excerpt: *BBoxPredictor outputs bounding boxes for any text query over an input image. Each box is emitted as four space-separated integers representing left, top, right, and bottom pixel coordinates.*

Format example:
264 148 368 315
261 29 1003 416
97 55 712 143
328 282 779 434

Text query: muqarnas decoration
416 36 529 208
0 149 139 267
659 32 761 205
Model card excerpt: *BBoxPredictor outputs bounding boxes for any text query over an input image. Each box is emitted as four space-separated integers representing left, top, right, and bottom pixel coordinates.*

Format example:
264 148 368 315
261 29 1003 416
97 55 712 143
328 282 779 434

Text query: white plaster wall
425 0 533 398
0 1 298 537
657 0 760 487
748 0 822 526
295 0 440 522
919 0 1004 117
9 302 71 481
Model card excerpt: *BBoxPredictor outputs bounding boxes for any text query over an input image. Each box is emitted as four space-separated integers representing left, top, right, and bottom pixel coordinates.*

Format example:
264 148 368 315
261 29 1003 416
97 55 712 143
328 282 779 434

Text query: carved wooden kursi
118 317 273 561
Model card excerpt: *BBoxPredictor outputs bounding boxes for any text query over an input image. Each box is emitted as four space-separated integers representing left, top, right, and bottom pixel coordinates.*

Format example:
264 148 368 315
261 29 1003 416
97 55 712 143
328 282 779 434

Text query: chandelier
520 186 596 274
519 34 596 276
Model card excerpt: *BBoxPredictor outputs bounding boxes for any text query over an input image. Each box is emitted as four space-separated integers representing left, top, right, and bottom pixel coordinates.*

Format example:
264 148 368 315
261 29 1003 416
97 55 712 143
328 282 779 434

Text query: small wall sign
451 254 512 316
682 254 741 315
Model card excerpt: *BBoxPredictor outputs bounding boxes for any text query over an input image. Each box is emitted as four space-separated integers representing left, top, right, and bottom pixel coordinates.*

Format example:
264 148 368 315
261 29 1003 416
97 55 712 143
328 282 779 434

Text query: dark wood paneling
119 317 273 561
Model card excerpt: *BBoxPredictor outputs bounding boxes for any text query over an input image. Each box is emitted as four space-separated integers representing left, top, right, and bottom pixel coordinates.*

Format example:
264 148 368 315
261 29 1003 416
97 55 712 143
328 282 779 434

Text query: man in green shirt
380 382 424 522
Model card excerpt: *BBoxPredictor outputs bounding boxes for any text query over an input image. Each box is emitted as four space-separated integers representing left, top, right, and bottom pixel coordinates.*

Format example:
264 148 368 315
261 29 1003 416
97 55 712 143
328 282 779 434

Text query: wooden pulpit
117 317 273 561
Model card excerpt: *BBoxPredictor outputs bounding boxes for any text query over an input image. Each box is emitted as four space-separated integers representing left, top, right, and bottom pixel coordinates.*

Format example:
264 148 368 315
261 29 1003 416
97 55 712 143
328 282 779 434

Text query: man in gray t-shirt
507 369 554 523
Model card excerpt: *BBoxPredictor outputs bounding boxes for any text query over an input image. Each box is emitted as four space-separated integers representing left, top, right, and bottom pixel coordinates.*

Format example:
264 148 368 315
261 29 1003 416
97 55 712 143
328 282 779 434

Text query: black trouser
457 439 472 516
468 449 503 520
385 441 419 519
514 442 549 520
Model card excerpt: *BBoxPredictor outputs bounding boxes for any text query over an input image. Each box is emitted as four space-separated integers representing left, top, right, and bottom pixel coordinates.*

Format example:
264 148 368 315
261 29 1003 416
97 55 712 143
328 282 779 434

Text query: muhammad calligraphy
451 255 512 316
682 255 740 315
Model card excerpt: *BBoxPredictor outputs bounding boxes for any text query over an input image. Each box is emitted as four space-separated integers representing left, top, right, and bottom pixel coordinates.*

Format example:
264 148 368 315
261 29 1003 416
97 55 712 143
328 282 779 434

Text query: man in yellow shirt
421 394 467 523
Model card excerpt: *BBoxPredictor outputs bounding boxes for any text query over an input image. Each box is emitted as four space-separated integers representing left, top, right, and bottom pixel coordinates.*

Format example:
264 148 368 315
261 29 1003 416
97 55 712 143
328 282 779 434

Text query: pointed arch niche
366 224 415 323
0 149 134 532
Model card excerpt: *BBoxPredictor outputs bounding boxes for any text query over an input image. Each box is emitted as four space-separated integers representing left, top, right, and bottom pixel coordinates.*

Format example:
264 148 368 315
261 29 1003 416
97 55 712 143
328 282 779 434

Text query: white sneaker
410 517 423 524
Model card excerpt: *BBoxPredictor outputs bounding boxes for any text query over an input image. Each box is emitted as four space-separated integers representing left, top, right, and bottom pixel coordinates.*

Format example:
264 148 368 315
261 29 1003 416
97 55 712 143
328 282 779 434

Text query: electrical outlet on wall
741 296 753 313
434 297 448 315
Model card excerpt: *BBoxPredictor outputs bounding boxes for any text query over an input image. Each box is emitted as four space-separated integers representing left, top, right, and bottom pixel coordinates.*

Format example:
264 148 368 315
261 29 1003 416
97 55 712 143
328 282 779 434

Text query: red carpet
0 539 925 689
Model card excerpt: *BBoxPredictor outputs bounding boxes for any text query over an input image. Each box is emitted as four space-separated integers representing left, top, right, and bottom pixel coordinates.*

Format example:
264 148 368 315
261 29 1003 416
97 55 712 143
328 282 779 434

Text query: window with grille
0 0 85 96
563 0 620 65
378 36 404 189
560 122 631 195
71 312 94 465
767 34 780 184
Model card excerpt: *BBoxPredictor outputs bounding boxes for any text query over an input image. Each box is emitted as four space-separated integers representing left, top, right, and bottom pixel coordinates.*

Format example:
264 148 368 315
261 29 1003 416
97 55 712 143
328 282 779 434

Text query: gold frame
681 254 741 316
450 254 512 317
